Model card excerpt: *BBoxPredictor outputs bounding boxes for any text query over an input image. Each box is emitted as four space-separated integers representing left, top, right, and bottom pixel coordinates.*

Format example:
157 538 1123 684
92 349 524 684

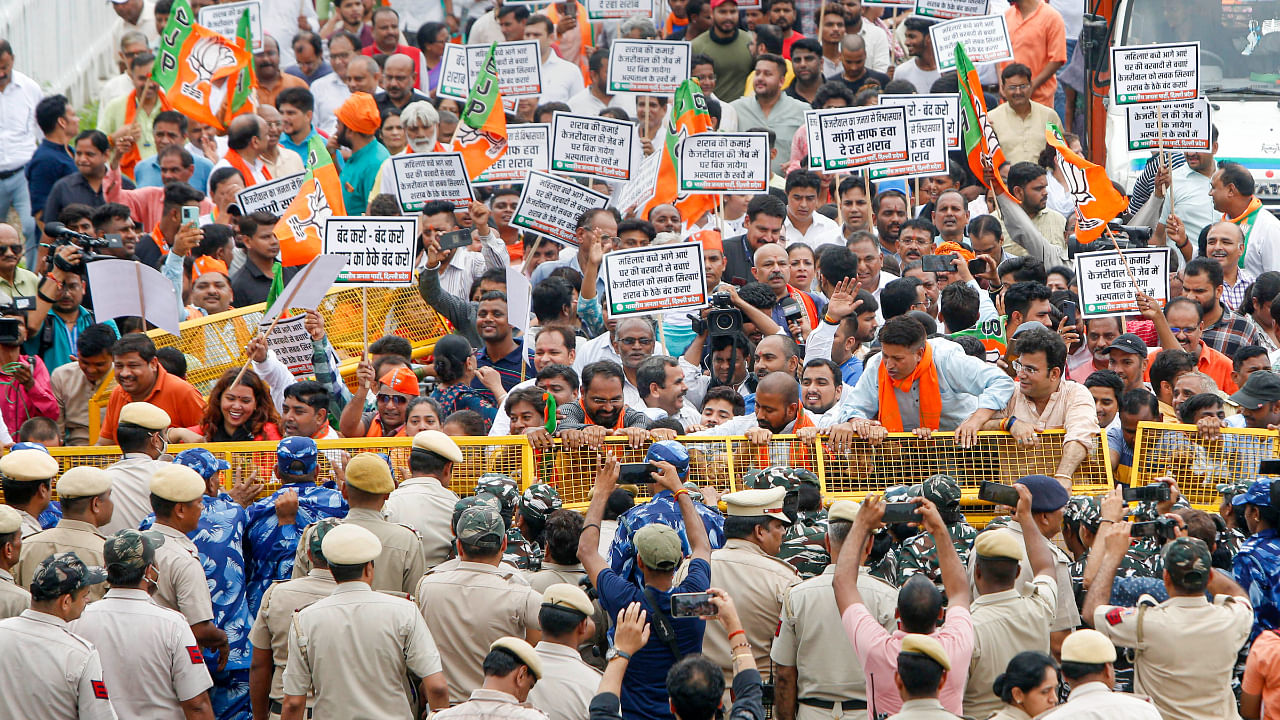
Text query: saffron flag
452 43 508 179
152 0 252 131
220 7 258 127
955 43 1009 197
1046 123 1128 243
642 79 717 224
275 134 345 266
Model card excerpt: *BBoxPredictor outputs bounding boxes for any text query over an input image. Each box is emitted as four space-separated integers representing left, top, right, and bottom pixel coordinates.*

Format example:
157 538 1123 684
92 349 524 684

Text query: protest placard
867 118 949 180
257 314 314 376
1125 99 1212 151
473 124 551 185
512 171 611 246
236 172 306 216
913 0 988 19
197 0 262 50
1111 43 1199 105
607 40 691 94
678 133 770 193
804 109 840 171
817 106 909 172
438 42 543 99
862 0 913 6
587 0 652 19
603 242 708 317
262 255 348 324
879 93 961 149
551 112 636 181
1075 248 1170 319
610 151 661 214
390 152 473 212
87 260 181 336
322 217 417 286
931 15 1014 70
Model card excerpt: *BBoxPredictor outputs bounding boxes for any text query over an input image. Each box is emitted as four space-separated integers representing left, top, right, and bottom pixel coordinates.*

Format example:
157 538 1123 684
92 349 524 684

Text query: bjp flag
275 135 345 266
641 79 717 225
452 43 508 179
152 0 251 131
219 8 258 127
955 43 1010 198
1046 123 1128 243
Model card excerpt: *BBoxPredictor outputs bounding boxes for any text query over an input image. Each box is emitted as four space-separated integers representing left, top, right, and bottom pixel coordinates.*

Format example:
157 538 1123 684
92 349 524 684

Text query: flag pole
837 176 847 238
135 263 146 332
361 286 368 358
1157 103 1173 213
232 261 316 387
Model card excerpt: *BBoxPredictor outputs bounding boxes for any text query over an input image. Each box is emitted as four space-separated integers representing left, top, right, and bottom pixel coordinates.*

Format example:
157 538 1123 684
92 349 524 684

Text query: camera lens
713 313 735 331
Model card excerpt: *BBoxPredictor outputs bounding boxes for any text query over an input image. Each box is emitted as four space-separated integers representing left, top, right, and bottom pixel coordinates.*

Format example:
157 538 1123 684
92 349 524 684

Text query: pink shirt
842 603 974 718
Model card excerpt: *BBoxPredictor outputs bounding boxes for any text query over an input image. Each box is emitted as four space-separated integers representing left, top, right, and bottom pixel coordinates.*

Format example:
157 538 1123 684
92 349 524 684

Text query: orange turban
336 92 382 135
192 255 229 280
691 229 723 253
934 241 974 263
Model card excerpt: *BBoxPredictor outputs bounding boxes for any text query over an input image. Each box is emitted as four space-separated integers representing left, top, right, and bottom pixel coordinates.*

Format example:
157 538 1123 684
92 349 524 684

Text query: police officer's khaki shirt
886 698 961 719
384 475 460 569
19 509 40 538
967 524 1079 632
70 588 213 720
964 574 1057 719
987 706 1032 720
151 522 215 625
0 568 29 619
528 563 587 593
1092 594 1253 720
248 569 336 702
771 565 896 711
1038 681 1162 720
283 582 443 720
527 641 602 720
0 609 117 720
16 519 107 601
704 538 799 682
415 560 543 702
434 688 550 720
292 508 427 597
102 454 169 536
434 555 529 579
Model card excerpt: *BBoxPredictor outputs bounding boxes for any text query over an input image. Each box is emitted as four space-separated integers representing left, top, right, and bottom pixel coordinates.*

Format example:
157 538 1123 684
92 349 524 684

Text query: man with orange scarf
752 243 821 344
1210 162 1280 279
98 52 169 182
692 374 818 469
555 360 652 449
826 315 1014 447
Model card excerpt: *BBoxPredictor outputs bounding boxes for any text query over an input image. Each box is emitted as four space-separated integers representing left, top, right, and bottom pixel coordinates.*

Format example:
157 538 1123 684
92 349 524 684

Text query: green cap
1064 496 1101 529
475 474 519 513
1161 537 1213 591
30 551 107 600
457 506 505 548
922 474 961 508
634 524 683 571
746 466 797 491
1217 479 1253 499
792 469 819 487
309 517 344 562
520 484 563 523
103 529 165 573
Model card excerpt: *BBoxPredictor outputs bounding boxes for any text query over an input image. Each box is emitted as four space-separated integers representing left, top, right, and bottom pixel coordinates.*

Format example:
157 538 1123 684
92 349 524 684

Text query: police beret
1061 629 1117 664
827 500 861 523
321 523 383 566
150 464 205 503
724 487 791 524
0 505 21 534
0 449 59 482
56 467 112 498
974 529 1024 560
1015 474 1070 512
900 633 951 670
490 636 543 680
346 453 395 494
412 430 464 463
119 402 171 430
542 583 593 617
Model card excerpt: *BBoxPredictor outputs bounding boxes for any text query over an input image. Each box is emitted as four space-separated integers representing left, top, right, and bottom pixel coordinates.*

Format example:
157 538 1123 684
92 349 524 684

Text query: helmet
645 440 690 478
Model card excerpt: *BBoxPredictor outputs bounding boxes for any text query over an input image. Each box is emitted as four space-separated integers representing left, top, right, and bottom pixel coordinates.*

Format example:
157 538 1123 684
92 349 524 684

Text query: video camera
42 222 123 274
1070 222 1155 254
690 291 744 339
0 296 34 346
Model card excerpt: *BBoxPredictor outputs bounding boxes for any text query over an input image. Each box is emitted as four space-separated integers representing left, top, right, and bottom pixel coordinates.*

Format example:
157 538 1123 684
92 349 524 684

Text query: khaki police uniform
18 509 40 538
434 556 529 578
435 688 551 720
101 455 169 536
771 566 897 720
967 524 1079 632
292 508 427 597
0 568 29 619
964 574 1057 719
987 706 1033 720
248 569 336 713
415 561 544 702
71 588 213 720
528 563 588 593
16 520 108 602
1038 681 1161 720
527 641 602 720
703 538 798 681
886 698 961 719
0 609 117 720
1092 594 1253 720
151 523 215 625
384 475 460 569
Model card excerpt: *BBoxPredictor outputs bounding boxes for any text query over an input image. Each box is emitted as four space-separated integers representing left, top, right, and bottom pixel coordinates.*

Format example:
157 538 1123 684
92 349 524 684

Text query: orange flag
641 79 717 224
1045 123 1128 243
452 43 508 179
274 134 345 266
152 2 252 131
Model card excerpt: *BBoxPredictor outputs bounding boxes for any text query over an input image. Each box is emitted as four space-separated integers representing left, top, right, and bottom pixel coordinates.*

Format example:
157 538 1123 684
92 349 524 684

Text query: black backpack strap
643 587 683 661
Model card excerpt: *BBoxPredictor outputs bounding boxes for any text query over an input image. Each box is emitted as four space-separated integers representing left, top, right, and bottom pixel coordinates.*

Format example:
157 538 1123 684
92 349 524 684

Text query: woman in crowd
171 368 282 442
378 108 408 156
788 243 819 296
404 396 444 436
429 334 500 432
989 652 1061 720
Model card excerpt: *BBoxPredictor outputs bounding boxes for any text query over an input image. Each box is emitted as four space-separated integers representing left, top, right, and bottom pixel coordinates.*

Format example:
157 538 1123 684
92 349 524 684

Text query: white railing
0 0 121 107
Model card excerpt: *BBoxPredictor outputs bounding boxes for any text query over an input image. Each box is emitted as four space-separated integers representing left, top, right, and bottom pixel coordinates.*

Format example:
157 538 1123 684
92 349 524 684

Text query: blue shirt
23 306 95 371
841 355 864 386
243 481 347 618
280 129 323 167
339 139 389 216
609 490 725 587
26 139 77 215
1234 528 1280 640
476 341 536 392
595 558 711 720
133 152 214 191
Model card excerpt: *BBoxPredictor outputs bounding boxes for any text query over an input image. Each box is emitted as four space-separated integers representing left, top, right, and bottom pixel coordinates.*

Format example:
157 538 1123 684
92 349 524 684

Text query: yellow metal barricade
1131 421 1278 511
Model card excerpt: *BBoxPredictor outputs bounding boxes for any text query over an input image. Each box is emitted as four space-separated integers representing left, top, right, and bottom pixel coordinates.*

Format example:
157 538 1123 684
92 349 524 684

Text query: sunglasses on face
377 393 410 405
0 244 22 256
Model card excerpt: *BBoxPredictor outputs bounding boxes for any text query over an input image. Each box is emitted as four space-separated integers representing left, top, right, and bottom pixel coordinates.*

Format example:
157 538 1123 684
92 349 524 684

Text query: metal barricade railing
1131 420 1278 511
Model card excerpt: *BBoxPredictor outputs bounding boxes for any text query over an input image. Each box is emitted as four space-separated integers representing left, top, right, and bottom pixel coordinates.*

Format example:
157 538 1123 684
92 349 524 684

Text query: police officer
102 402 174 535
291 453 425 597
772 500 897 720
516 483 565 573
280 524 449 720
384 430 463 568
0 551 114 720
704 486 799 684
71 529 215 719
150 463 231 672
1232 478 1280 639
477 473 542 572
1039 629 1160 719
17 467 112 602
897 474 977 589
0 505 29 619
528 584 602 720
415 504 543 703
434 637 548 720
0 447 59 537
888 635 959 719
751 467 829 579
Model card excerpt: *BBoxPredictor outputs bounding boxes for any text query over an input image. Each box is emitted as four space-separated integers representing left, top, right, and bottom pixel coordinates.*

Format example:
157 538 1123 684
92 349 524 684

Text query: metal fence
1130 421 1278 511
2 0 120 106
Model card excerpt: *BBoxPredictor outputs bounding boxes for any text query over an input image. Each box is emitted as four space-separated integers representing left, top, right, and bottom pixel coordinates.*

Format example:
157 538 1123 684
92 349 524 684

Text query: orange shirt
1003 1 1067 107
1145 340 1239 395
1243 630 1280 720
98 366 209 443
256 74 308 110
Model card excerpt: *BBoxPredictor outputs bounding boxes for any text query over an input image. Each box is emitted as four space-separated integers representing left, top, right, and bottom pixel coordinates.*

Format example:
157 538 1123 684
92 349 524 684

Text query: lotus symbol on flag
187 36 237 83
286 184 329 238
455 125 507 159
1058 159 1104 230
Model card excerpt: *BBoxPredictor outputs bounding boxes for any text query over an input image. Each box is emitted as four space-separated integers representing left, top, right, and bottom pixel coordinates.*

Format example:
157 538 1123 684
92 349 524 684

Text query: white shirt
397 0 447 35
0 70 42 171
868 270 898 323
785 212 843 251
259 0 318 69
311 73 351 136
97 73 135 108
1048 0 1086 40
1242 206 1280 280
855 22 893 74
892 59 940 94
102 454 170 536
210 154 270 192
1039 681 1162 720
541 52 585 105
120 1 159 45
567 88 637 120
468 11 504 46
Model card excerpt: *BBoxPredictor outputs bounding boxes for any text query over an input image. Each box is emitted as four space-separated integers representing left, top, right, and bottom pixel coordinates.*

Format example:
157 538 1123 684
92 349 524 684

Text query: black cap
1107 333 1148 357
1231 371 1280 410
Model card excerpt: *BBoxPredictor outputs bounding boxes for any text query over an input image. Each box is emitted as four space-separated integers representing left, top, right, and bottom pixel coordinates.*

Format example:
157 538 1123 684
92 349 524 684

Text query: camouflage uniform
514 484 563 573
1065 496 1156 609
895 475 977 589
473 474 540 572
869 484 920 585
1216 481 1251 562
745 468 831 579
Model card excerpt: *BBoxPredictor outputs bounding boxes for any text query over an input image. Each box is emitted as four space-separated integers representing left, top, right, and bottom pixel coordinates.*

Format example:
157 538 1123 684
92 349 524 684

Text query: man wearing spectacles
1138 294 1239 395
987 63 1062 167
340 365 420 438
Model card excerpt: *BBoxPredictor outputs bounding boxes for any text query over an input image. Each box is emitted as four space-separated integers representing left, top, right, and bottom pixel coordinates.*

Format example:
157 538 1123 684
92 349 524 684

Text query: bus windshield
1120 0 1280 90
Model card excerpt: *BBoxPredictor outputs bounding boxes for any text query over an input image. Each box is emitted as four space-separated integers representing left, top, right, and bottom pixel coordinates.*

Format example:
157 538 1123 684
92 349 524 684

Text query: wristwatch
605 647 633 663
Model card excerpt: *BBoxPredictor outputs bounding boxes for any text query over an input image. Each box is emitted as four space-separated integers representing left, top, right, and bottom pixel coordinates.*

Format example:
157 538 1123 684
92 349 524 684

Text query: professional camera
705 291 743 339
42 221 123 274
1107 222 1153 244
0 296 34 346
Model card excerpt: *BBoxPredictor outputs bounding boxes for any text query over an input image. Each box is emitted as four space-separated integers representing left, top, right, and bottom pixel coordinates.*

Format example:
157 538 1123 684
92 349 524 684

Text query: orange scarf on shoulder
877 342 942 432
580 390 625 430
224 148 271 187
120 90 171 181
753 410 817 470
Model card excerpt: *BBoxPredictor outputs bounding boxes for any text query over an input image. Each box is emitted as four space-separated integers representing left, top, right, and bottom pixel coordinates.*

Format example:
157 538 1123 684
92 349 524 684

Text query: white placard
505 267 531 332
257 314 314 377
438 41 543 100
473 124 551 186
1111 43 1200 106
607 40 691 94
862 0 914 5
587 0 652 19
86 260 181 336
610 151 661 214
804 109 837 171
602 242 708 317
817 106 909 172
867 118 949 180
512 171 611 246
322 217 418 286
262 254 348 324
390 152 473 213
678 133 770 193
879 93 962 150
913 0 989 19
235 172 306 216
1075 248 1171 319
550 112 636 181
1125 99 1212 151
930 15 1014 71
197 0 262 51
